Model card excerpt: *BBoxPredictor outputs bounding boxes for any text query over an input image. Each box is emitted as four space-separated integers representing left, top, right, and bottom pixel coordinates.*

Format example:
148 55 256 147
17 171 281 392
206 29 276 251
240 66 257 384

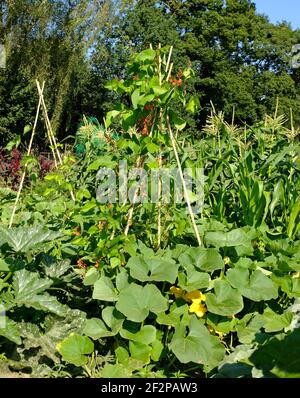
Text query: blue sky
254 0 300 29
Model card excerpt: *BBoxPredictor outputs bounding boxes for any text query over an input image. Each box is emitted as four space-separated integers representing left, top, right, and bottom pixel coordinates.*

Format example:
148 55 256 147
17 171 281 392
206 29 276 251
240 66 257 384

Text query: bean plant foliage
0 46 299 378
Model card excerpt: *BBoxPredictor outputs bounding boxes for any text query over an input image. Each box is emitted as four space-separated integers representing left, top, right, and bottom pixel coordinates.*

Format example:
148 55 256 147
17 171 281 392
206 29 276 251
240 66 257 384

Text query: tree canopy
0 0 300 144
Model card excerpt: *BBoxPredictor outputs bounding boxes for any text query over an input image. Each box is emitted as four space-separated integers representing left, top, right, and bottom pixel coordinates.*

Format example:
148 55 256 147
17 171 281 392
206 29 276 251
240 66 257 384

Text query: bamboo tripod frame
9 80 66 228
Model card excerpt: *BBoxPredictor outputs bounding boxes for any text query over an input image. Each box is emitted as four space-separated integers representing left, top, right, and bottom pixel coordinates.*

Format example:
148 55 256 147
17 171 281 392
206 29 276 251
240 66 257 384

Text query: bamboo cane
9 83 45 228
36 80 76 201
36 80 63 166
167 118 202 246
124 156 143 236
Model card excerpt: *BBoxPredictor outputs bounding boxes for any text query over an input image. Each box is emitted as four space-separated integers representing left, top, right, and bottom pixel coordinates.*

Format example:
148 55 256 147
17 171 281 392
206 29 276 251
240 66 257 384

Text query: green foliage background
0 0 300 144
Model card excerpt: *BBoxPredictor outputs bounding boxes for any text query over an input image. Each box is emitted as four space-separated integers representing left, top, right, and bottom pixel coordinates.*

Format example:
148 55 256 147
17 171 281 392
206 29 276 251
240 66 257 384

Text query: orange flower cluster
140 104 155 136
169 70 184 87
77 258 87 269
72 226 81 236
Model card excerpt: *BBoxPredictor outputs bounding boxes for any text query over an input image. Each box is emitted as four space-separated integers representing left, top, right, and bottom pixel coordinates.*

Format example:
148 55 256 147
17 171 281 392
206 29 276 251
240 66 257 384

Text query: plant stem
2 272 12 283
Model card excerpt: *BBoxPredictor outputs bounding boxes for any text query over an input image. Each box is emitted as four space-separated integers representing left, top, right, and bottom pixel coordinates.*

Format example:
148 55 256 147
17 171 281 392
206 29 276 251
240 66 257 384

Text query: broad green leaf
129 341 152 363
168 111 186 131
12 270 66 316
186 95 200 114
278 253 300 272
216 344 255 378
20 293 67 316
19 310 86 362
87 156 117 171
83 318 115 339
102 306 125 332
179 247 223 272
178 267 210 291
92 276 118 302
236 312 265 344
261 308 292 333
0 317 21 344
104 79 120 91
250 328 300 377
43 258 70 279
110 257 121 268
169 316 225 366
152 84 168 96
5 135 21 150
81 200 97 213
115 347 129 364
156 311 181 327
116 269 130 291
135 48 156 63
226 269 278 302
116 283 168 322
205 227 257 248
131 88 144 109
76 188 91 201
127 256 178 283
0 258 25 272
57 333 94 367
151 339 164 361
101 363 131 378
120 325 156 345
206 280 244 316
0 225 62 253
105 110 120 127
83 268 100 286
13 269 52 299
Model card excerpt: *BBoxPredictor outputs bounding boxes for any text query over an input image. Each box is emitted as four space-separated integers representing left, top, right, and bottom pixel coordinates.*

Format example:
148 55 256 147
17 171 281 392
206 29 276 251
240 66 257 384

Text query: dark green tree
103 0 300 129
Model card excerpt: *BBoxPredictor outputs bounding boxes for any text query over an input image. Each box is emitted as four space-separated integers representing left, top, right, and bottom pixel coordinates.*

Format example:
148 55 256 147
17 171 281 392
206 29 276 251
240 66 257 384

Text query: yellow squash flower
169 286 184 299
189 301 207 318
184 290 206 303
